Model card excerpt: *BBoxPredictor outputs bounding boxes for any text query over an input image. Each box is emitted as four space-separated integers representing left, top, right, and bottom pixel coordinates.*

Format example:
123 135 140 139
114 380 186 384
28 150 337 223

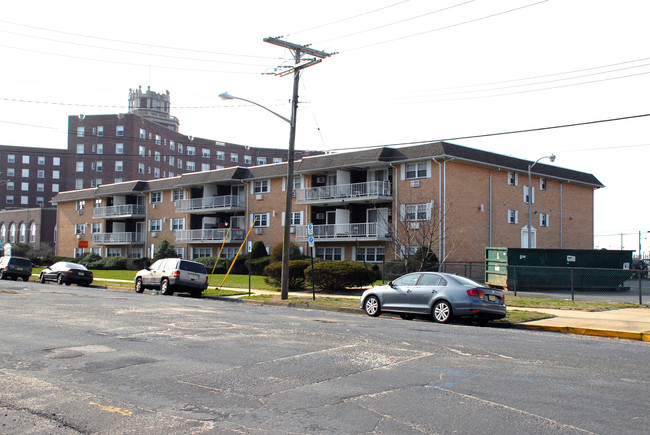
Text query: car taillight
467 289 486 298
89 272 93 278
205 276 209 284
67 270 73 275
172 270 180 278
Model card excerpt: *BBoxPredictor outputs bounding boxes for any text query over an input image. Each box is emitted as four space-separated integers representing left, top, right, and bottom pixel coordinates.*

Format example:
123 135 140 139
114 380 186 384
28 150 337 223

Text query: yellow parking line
89 401 133 416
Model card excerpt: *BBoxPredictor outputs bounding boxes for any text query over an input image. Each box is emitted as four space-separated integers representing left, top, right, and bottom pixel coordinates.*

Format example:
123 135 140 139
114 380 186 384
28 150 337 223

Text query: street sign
308 236 314 247
307 223 314 236
247 241 252 253
3 243 11 256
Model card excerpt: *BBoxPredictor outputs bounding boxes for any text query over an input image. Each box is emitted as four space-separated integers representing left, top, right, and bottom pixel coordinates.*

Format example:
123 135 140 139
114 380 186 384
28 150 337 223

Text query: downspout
389 163 397 260
560 183 563 248
432 158 442 261
488 169 502 247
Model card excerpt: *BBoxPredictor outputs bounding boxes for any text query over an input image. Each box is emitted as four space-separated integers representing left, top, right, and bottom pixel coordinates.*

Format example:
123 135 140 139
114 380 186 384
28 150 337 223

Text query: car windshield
10 258 31 267
180 261 207 274
447 274 482 287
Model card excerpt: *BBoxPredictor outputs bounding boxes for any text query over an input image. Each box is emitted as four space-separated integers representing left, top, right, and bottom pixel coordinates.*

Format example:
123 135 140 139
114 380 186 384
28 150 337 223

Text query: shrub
194 256 217 271
35 256 78 267
263 259 311 290
250 241 268 259
92 256 127 270
226 254 250 275
250 256 270 275
308 261 376 291
80 253 102 268
153 239 178 261
131 257 152 271
269 242 303 263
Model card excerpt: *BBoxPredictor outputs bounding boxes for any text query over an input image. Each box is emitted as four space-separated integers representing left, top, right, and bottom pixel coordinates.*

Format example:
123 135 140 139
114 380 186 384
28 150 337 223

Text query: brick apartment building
52 141 603 264
0 86 319 255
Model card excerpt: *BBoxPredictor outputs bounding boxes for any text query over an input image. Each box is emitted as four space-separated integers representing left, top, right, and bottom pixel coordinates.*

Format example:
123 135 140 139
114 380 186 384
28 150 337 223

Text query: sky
1 0 649 255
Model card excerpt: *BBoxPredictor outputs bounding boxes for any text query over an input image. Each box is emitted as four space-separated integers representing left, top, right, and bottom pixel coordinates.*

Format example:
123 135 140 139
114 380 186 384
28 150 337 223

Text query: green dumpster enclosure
485 247 634 291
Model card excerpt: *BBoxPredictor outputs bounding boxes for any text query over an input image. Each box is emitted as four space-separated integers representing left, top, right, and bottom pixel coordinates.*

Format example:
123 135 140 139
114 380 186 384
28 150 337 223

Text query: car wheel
40 273 46 283
160 279 172 296
23 276 29 282
57 274 64 285
135 278 144 294
0 270 4 280
399 313 414 320
364 295 381 317
433 300 453 323
190 290 202 298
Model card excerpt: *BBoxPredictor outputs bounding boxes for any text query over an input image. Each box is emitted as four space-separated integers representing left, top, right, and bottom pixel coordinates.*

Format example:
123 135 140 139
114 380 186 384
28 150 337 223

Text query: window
205 149 213 158
7 168 14 177
76 200 86 210
52 170 60 179
138 145 145 156
91 223 102 233
107 248 122 257
192 247 213 259
316 247 343 261
75 224 86 235
273 157 282 163
138 163 145 174
201 163 210 171
116 126 124 136
171 218 185 231
53 157 61 166
282 211 303 226
36 197 44 206
187 146 196 156
22 169 29 177
76 144 84 154
6 195 14 205
114 178 122 183
19 223 26 242
540 213 549 227
96 144 103 154
155 134 161 145
257 157 267 165
154 168 160 178
6 182 13 191
149 219 162 232
172 189 185 201
21 196 28 205
21 182 29 191
22 155 30 164
37 183 44 192
52 184 59 193
169 156 175 167
139 128 146 139
150 192 162 203
186 161 195 171
231 153 238 162
96 161 103 172
115 161 123 172
177 159 183 169
170 140 175 151
508 172 518 186
76 179 84 189
91 247 102 256
29 222 36 242
508 209 519 224
74 248 85 258
252 213 269 227
523 185 534 204
38 156 46 165
97 126 103 137
76 162 84 172
115 143 124 154
154 151 161 161
77 126 85 137
244 155 252 164
178 143 183 153
405 162 428 179
37 170 45 178
540 177 547 191
404 203 429 221
7 154 15 163
254 180 270 194
356 247 385 263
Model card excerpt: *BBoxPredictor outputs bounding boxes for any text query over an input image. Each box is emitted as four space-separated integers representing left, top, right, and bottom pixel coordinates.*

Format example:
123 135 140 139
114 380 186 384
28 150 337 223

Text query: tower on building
128 85 180 131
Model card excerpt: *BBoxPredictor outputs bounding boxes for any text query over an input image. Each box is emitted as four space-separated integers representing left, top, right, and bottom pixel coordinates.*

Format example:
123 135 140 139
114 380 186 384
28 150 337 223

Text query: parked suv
135 258 208 297
0 256 33 281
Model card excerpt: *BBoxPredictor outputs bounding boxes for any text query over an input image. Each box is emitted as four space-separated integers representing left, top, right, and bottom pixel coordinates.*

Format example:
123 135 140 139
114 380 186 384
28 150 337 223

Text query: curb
521 324 650 341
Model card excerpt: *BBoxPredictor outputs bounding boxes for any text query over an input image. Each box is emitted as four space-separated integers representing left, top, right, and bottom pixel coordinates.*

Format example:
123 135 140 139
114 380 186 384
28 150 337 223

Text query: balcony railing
295 222 391 240
175 228 246 243
92 232 143 244
296 181 391 203
175 195 244 212
93 204 145 218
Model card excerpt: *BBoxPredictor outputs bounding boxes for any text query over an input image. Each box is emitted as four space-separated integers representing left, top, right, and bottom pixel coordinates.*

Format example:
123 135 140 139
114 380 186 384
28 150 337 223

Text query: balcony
296 181 392 205
92 232 143 245
175 195 245 214
175 228 246 243
93 204 145 219
295 223 391 242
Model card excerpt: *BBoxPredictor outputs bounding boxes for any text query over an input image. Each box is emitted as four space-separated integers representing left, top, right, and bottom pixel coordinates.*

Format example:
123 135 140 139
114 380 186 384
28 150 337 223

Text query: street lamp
527 154 556 248
219 91 297 300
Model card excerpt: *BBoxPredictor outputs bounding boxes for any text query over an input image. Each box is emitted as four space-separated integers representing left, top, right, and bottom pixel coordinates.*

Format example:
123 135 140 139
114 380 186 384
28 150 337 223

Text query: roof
94 180 148 196
175 166 248 187
295 147 393 172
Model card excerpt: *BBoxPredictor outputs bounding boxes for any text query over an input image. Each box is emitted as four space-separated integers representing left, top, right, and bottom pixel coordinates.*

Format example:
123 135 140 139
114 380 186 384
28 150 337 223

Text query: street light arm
219 92 291 124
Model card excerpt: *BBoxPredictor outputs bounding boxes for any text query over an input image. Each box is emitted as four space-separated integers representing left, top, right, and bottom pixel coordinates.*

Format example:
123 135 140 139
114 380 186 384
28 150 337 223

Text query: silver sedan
360 272 506 324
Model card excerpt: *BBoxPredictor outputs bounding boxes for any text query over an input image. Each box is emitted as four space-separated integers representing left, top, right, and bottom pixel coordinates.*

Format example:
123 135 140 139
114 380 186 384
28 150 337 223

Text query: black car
39 262 93 286
0 256 32 281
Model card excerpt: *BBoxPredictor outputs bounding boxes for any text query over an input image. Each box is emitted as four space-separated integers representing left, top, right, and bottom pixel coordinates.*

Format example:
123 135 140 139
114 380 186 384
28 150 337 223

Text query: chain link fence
381 262 648 305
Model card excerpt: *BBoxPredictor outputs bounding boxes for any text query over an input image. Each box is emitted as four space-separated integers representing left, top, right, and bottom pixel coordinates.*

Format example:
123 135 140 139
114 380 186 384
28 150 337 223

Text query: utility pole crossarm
263 37 333 59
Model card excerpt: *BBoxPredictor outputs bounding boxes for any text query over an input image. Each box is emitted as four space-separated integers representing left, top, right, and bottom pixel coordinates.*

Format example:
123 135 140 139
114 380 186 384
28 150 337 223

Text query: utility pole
263 37 334 300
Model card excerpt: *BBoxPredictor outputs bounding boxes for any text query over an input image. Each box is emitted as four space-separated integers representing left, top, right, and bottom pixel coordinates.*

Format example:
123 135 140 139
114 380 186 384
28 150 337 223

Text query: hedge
307 261 377 291
263 260 311 290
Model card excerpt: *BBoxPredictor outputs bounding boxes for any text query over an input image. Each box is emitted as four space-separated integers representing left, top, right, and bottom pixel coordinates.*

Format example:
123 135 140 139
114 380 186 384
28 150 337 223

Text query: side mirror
388 281 395 288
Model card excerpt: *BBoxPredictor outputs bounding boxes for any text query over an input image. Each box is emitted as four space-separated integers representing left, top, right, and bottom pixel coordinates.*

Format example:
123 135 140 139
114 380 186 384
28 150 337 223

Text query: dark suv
0 256 33 281
134 258 208 297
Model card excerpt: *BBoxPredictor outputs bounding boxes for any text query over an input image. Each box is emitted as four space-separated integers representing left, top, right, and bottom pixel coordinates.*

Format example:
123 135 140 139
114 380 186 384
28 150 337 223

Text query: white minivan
135 258 208 297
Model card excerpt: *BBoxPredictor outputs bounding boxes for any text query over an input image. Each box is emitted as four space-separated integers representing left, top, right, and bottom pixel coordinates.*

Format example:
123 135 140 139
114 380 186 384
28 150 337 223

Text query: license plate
487 295 497 302
189 273 197 279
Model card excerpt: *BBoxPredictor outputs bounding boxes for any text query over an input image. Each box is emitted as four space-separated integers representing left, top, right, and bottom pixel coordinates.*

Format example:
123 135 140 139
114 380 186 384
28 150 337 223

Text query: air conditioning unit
316 213 325 220
256 194 263 200
316 176 326 184
152 203 158 209
410 222 420 230
151 232 157 238
255 228 263 235
289 227 295 234
174 201 180 207
410 180 420 187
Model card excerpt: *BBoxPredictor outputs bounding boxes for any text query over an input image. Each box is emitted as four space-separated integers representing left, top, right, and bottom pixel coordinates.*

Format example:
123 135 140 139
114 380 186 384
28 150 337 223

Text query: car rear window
10 258 31 267
180 261 207 274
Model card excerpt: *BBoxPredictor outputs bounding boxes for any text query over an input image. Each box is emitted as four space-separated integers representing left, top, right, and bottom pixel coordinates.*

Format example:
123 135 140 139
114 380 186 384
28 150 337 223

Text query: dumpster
485 247 634 291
